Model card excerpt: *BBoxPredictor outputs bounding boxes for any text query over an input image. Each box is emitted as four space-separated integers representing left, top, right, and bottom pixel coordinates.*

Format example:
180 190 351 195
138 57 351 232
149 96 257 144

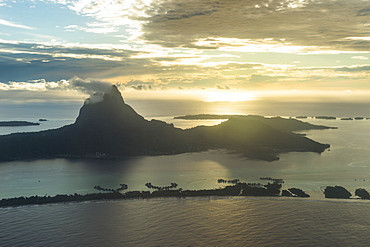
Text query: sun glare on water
204 91 256 102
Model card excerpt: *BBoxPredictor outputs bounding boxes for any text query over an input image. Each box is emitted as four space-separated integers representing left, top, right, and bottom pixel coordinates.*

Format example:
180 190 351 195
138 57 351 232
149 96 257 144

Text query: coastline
2 190 370 209
0 180 285 208
0 192 291 209
2 179 369 208
0 121 40 127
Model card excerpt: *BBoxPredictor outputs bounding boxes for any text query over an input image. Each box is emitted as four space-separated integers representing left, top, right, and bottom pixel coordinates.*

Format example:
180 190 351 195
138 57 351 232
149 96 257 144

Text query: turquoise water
1 98 370 246
0 99 370 199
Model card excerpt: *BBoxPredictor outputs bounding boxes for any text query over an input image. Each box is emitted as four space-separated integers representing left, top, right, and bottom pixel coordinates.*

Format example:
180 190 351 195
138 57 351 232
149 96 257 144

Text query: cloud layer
140 0 370 52
1 0 370 94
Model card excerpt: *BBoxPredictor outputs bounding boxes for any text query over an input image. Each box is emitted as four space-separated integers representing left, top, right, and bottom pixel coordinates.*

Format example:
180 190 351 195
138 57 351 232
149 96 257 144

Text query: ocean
1 197 370 246
1 97 370 246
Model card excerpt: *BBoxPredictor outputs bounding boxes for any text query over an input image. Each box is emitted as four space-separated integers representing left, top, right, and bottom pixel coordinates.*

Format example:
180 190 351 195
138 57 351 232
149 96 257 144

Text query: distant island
3 181 370 208
177 114 369 122
174 114 242 120
322 186 370 200
0 178 312 208
0 86 331 162
174 114 336 132
0 121 40 127
315 116 336 120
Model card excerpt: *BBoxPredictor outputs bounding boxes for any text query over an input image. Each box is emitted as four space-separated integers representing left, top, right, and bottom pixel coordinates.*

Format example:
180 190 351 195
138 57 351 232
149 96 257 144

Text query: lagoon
1 98 370 246
1 99 370 200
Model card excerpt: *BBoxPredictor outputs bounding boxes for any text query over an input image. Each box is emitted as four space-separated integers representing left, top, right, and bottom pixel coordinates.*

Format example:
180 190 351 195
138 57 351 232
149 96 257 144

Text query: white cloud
63 0 155 38
346 37 370 41
351 56 368 60
65 23 119 34
0 19 35 30
68 76 114 95
0 77 114 96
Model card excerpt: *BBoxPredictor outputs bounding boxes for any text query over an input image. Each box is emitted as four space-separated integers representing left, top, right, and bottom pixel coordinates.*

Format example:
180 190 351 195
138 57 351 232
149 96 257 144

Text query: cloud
64 23 119 34
67 76 114 95
137 0 370 52
249 74 280 83
0 39 260 86
130 84 153 90
351 56 368 60
0 19 35 30
0 77 114 95
0 40 157 82
335 65 370 72
216 85 230 90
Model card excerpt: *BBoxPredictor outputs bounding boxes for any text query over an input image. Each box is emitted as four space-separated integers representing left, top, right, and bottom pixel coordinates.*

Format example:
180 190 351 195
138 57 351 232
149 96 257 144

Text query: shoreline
2 179 368 208
2 191 370 209
0 180 285 208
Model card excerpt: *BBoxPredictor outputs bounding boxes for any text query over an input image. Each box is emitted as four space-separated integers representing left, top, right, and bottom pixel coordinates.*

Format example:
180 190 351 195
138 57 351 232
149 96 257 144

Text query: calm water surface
1 98 370 246
1 197 370 246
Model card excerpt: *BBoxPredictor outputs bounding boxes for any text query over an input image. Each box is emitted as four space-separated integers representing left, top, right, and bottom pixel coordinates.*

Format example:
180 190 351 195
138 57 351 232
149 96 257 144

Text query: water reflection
1 118 370 200
0 151 236 198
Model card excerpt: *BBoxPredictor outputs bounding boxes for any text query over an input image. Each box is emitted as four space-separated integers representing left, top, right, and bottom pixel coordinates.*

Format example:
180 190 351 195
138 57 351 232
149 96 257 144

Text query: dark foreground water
1 197 370 246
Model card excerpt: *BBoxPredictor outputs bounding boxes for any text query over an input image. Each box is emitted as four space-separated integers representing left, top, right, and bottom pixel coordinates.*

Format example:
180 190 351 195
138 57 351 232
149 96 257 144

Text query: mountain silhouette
0 86 329 161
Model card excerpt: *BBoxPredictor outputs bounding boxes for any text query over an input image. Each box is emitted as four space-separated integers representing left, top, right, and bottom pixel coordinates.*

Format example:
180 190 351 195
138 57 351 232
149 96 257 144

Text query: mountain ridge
0 86 330 162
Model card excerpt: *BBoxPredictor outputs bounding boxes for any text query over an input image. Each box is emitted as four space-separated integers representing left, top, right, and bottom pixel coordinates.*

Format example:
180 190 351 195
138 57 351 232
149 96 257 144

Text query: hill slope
0 86 330 162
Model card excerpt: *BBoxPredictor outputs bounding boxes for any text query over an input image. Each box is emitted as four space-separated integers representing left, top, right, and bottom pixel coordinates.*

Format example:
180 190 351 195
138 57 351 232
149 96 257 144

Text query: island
321 186 370 200
0 121 40 127
282 188 310 197
315 116 336 120
10 181 370 208
0 178 302 208
323 186 352 199
0 85 331 162
175 114 336 132
174 114 242 120
355 188 370 199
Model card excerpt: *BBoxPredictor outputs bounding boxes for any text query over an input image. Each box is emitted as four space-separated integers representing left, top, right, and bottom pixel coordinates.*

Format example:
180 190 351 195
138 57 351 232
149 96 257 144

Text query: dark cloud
335 66 370 72
139 0 370 51
0 41 160 82
161 9 218 21
216 84 230 90
0 42 137 57
0 41 235 82
357 7 370 16
0 55 124 82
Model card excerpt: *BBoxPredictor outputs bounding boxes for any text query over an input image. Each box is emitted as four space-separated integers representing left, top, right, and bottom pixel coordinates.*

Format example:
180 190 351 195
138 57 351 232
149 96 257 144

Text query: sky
1 0 370 102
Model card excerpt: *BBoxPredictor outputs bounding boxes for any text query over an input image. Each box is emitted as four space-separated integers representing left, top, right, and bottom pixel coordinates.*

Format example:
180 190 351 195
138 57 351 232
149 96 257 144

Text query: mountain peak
84 85 124 105
0 86 330 162
74 85 145 126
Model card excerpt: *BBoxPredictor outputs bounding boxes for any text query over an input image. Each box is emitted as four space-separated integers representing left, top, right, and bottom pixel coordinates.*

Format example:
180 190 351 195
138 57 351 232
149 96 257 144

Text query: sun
204 91 256 102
